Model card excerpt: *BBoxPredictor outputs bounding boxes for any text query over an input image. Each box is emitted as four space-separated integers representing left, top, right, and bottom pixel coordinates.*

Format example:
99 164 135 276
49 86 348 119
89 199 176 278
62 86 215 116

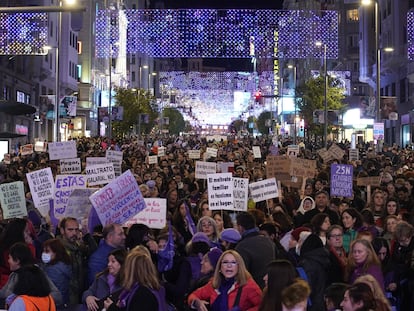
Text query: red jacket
188 278 262 311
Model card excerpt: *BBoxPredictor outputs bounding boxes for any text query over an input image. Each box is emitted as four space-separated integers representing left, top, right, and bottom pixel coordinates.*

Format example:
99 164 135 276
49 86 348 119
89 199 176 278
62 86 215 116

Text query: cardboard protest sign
60 158 81 174
266 156 291 181
317 148 334 163
207 173 234 211
195 161 217 179
249 178 279 203
26 168 54 216
124 198 167 229
356 176 381 187
290 158 316 178
54 175 87 219
233 177 249 211
48 141 77 160
85 163 115 186
89 170 146 226
329 143 345 160
0 181 27 219
330 164 353 198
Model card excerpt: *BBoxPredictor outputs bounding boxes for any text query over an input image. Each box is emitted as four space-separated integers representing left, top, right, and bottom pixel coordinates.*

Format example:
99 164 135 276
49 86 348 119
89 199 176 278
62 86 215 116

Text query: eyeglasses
221 261 238 267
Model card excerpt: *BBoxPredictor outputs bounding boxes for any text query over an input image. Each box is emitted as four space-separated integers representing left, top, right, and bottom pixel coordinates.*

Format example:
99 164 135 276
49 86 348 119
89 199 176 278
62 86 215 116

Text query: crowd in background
0 134 414 310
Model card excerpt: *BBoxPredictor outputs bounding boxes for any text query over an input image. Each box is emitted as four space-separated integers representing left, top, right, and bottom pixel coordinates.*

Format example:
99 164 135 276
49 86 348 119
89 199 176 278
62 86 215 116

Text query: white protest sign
48 141 77 160
148 155 158 165
34 141 48 152
206 147 218 158
207 173 234 211
89 170 146 226
349 149 359 161
124 198 167 229
60 158 81 174
233 177 249 211
26 168 54 216
20 144 33 156
252 146 262 159
86 157 109 167
217 162 234 173
85 163 115 186
64 188 98 220
249 178 279 203
158 146 166 157
287 145 299 157
188 150 201 159
195 161 217 179
106 150 123 177
0 181 27 219
54 175 87 218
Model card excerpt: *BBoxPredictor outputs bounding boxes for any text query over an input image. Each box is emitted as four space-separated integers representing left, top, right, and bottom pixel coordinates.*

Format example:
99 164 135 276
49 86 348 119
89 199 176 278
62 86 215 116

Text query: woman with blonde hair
104 245 167 311
354 274 391 311
188 250 262 311
346 239 384 293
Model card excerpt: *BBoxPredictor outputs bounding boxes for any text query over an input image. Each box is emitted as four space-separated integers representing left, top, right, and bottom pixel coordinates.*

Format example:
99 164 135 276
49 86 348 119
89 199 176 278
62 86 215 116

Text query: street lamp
149 72 157 95
288 64 297 144
316 41 328 148
139 65 148 89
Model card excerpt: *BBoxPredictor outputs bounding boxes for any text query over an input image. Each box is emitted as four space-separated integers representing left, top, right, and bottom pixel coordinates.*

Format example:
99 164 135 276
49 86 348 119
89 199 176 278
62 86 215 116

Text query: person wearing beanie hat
191 232 211 246
205 247 223 273
220 228 241 250
297 234 330 311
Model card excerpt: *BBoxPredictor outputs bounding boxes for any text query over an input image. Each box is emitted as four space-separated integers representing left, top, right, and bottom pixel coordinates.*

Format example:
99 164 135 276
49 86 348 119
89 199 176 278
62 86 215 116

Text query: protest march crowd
0 133 414 311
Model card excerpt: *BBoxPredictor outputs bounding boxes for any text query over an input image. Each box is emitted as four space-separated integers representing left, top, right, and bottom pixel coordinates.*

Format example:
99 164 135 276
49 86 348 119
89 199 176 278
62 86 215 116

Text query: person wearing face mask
0 242 63 308
40 238 72 308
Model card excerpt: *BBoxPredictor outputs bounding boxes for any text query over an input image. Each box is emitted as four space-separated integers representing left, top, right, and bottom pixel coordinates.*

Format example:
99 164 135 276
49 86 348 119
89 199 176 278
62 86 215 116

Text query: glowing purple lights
95 9 339 59
0 12 48 55
408 11 414 61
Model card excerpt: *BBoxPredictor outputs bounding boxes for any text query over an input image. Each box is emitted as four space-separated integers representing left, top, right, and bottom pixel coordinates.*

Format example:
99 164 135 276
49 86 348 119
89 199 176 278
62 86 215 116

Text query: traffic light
254 91 262 103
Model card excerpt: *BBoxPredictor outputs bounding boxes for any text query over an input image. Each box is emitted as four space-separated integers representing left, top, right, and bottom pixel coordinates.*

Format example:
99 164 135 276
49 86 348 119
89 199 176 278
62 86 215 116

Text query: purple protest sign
89 170 146 225
330 164 353 198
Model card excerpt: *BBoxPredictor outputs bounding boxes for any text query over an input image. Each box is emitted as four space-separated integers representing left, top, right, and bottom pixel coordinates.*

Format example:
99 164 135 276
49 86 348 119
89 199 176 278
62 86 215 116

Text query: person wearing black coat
298 234 331 311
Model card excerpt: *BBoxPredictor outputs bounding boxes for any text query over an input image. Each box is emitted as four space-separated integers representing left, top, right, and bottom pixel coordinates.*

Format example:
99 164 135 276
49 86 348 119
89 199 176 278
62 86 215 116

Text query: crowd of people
0 134 414 311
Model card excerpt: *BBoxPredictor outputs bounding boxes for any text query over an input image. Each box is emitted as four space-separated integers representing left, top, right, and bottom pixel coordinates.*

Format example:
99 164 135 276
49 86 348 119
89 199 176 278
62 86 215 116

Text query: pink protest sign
89 170 146 225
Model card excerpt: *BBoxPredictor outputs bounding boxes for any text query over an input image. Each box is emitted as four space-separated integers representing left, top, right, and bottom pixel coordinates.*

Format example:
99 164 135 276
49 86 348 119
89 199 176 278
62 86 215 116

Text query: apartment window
131 71 136 82
347 9 359 22
391 83 396 96
3 86 11 100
